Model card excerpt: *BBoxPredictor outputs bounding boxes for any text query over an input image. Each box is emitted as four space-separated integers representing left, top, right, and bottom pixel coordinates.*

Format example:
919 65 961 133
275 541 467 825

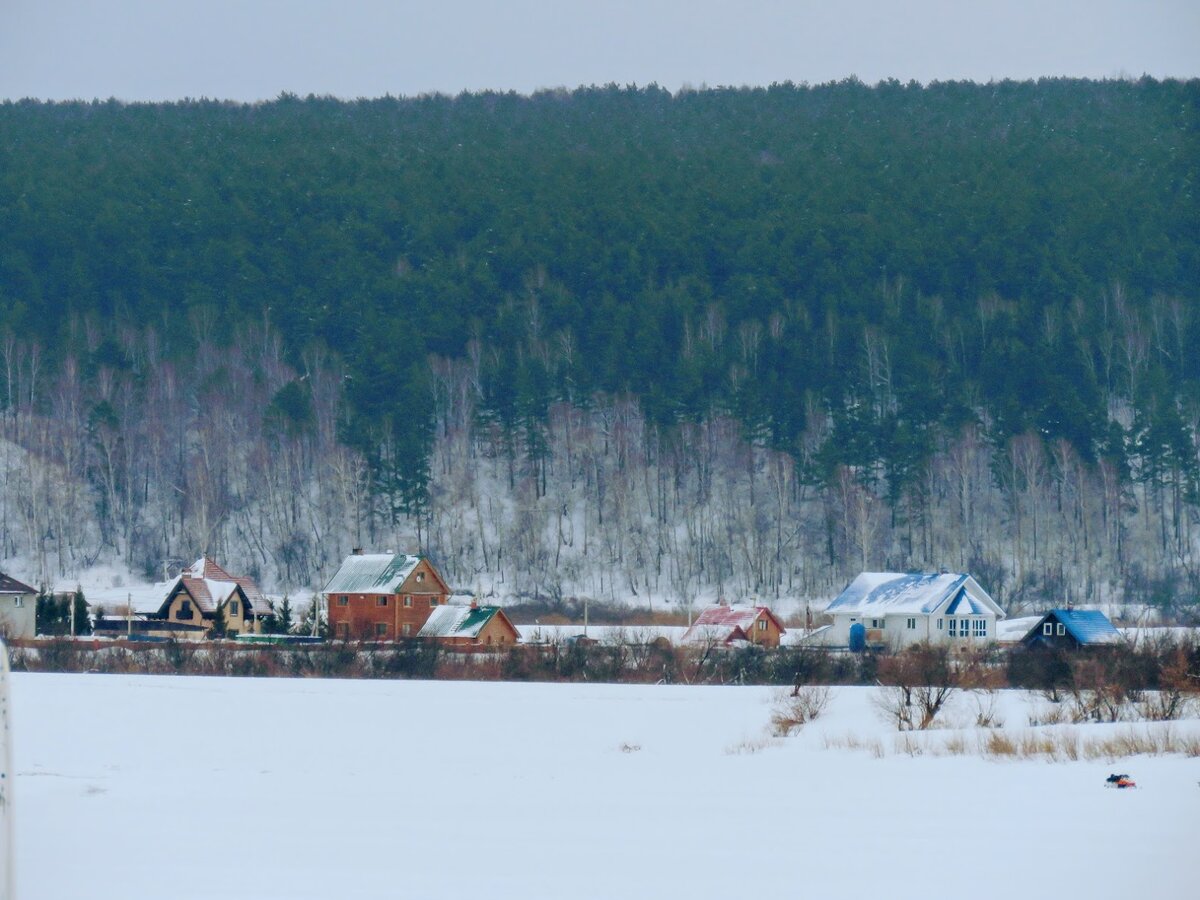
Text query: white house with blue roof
822 572 1005 649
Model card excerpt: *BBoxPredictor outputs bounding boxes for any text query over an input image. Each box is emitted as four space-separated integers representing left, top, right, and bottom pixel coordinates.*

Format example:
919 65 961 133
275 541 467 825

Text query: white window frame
948 619 957 637
1043 622 1053 635
906 617 916 630
1057 623 1066 636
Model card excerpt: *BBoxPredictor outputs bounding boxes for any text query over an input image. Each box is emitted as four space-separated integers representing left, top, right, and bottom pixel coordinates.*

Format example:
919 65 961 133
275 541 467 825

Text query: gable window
338 595 349 606
178 600 194 620
377 596 388 607
375 623 388 637
416 572 425 583
906 618 916 630
1043 622 1053 636
757 619 767 631
1057 623 1066 636
230 600 239 616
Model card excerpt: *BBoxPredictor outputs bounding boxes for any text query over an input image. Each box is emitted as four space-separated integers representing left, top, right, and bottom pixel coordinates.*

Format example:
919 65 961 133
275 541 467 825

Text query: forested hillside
0 79 1197 615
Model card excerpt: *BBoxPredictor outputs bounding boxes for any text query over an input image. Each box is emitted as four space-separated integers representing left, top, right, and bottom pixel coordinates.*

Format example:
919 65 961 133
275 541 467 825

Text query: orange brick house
417 601 519 648
680 602 786 649
323 551 451 641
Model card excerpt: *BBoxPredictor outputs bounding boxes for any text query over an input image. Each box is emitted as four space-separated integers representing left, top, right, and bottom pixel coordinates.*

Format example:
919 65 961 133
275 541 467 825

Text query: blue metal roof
1050 609 1121 645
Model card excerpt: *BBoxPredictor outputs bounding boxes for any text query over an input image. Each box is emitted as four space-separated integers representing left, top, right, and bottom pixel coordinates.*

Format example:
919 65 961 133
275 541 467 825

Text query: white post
126 593 132 639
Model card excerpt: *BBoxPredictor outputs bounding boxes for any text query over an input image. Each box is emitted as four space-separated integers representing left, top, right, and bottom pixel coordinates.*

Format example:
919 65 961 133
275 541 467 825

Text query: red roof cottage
681 603 786 649
323 551 450 641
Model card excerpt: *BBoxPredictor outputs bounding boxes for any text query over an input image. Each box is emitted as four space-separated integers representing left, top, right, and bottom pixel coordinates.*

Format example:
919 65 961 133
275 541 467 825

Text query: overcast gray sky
1 0 1196 102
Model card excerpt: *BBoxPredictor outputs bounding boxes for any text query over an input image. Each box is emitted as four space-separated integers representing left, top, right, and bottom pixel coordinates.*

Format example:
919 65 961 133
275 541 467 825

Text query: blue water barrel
848 622 866 652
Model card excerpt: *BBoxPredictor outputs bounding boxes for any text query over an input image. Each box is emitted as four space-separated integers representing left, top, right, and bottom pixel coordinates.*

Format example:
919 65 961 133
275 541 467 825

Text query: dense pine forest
0 79 1197 617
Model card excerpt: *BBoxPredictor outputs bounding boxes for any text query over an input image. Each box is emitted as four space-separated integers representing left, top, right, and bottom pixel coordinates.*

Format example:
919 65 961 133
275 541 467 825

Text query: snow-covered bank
13 675 1198 900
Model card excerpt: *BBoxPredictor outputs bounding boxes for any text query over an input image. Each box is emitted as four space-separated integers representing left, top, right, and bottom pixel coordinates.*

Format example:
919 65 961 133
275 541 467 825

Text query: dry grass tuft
725 736 782 755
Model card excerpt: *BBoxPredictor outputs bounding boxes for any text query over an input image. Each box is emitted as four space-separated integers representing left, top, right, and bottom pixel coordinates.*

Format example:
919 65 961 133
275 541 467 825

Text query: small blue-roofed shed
1021 609 1122 649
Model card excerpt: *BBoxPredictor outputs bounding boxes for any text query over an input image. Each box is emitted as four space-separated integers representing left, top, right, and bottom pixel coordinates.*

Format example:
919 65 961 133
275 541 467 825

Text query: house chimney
470 598 479 610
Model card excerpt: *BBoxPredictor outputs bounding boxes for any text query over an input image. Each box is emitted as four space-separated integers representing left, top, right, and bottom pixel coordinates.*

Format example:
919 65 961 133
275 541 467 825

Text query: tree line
0 80 1196 614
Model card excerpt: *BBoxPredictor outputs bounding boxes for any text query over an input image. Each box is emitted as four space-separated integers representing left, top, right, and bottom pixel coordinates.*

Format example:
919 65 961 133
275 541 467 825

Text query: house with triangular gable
148 556 271 638
680 602 786 649
323 550 451 641
1020 609 1121 650
823 572 1005 649
418 600 519 647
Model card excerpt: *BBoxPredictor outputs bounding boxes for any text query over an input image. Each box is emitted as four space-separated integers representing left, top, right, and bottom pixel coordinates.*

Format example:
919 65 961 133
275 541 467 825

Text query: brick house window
429 597 438 607
338 596 349 606
337 623 349 638
377 596 388 607
404 596 412 607
402 623 411 636
375 623 388 637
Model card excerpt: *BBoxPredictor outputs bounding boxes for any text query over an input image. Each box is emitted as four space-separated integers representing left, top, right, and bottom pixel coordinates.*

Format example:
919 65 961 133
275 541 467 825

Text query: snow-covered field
14 674 1199 900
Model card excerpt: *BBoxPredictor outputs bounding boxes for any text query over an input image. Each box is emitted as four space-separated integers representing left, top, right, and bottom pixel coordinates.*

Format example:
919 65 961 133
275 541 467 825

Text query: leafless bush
876 643 958 730
770 685 831 736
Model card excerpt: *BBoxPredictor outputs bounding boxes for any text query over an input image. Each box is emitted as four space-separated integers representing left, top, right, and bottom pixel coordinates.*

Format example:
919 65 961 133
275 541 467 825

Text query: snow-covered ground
13 674 1198 900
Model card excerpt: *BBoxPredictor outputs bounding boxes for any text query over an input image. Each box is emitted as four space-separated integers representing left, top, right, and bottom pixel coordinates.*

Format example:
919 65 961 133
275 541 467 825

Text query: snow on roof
825 572 1004 618
680 604 781 644
1041 609 1122 645
172 557 270 616
418 604 501 639
0 572 36 594
322 553 421 596
998 616 1042 643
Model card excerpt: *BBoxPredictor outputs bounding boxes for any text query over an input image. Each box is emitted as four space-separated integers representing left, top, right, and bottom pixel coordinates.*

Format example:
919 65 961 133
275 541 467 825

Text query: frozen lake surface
13 673 1199 899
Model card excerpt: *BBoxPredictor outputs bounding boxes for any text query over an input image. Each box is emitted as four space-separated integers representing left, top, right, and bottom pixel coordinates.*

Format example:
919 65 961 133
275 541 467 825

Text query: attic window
416 572 425 582
1057 623 1066 636
1043 622 1053 636
178 600 193 620
230 600 239 616
757 619 766 631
